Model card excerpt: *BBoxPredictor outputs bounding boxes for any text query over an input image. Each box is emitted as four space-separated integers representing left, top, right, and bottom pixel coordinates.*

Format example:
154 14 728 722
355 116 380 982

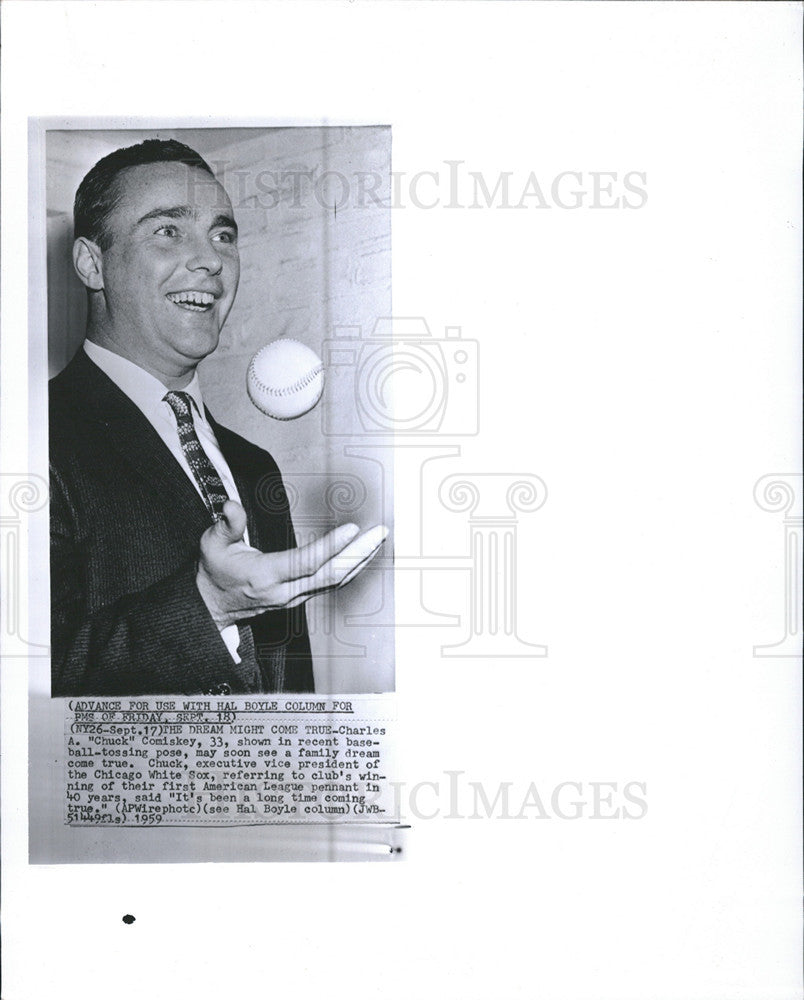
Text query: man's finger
285 522 360 579
214 500 248 544
329 524 388 576
335 538 386 588
296 525 389 593
270 527 388 608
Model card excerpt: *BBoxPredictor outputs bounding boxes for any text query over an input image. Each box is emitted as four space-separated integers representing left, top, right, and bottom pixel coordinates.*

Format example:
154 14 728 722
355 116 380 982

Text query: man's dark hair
73 138 215 250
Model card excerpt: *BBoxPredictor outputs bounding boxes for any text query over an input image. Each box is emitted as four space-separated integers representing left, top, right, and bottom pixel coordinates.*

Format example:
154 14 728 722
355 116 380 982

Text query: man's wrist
195 563 237 630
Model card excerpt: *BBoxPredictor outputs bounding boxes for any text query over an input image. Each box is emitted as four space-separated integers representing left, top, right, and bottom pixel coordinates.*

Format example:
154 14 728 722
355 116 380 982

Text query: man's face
92 160 240 381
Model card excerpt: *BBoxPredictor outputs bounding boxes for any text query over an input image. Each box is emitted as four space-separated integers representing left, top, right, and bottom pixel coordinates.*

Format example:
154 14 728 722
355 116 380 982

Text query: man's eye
213 230 237 245
155 225 179 238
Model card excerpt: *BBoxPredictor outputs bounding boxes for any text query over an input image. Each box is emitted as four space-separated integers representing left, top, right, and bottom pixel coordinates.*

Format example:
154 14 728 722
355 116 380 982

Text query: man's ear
72 237 105 291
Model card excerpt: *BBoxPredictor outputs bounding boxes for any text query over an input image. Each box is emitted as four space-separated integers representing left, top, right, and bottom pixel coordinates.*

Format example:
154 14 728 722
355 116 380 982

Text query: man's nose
186 235 223 274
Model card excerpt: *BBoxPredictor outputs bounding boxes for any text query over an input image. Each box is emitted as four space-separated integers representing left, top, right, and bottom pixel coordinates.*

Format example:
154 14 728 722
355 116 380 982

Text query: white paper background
1 3 801 999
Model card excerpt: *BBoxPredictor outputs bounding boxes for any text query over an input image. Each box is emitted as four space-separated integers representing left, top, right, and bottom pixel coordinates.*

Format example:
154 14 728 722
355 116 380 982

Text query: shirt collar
83 339 206 421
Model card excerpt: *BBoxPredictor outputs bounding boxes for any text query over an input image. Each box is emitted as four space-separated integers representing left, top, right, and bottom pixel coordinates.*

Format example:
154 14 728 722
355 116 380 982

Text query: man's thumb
215 500 247 543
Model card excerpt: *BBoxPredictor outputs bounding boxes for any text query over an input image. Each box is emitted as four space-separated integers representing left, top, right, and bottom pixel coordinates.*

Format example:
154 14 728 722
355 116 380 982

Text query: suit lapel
59 351 273 547
62 351 214 537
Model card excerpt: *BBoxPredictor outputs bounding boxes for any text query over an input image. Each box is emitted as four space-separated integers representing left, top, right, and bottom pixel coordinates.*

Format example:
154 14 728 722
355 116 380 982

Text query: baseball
247 338 325 420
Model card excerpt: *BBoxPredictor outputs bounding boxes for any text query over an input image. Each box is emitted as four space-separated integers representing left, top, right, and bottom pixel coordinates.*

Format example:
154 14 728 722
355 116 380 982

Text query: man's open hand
196 500 388 629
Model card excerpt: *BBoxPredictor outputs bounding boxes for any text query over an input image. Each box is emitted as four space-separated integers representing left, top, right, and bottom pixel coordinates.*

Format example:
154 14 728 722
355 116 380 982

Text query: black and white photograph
1 2 801 999
46 126 394 698
26 124 400 863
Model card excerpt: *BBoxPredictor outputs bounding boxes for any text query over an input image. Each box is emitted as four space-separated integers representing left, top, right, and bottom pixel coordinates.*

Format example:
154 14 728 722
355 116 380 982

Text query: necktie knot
164 390 193 421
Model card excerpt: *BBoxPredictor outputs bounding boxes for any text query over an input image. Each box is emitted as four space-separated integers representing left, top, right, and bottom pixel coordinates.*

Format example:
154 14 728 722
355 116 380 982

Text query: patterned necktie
163 391 229 521
163 390 259 677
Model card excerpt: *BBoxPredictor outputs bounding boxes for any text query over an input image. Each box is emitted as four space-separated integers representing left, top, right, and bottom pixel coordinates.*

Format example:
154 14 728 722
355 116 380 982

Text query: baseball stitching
248 339 324 397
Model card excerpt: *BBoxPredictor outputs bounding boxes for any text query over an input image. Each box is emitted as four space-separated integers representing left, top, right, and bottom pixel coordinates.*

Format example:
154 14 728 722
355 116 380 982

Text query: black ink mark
122 914 136 925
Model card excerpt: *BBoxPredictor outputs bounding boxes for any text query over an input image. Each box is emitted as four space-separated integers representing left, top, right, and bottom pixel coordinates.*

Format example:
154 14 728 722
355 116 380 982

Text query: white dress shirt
83 340 246 662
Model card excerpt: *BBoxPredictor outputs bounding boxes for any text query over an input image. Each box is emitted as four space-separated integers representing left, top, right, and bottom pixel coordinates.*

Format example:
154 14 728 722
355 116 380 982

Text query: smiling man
50 139 383 696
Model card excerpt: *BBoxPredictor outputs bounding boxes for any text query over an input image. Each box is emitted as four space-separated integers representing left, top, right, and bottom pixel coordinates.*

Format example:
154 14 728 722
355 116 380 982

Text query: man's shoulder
48 350 143 468
49 348 102 412
49 351 90 431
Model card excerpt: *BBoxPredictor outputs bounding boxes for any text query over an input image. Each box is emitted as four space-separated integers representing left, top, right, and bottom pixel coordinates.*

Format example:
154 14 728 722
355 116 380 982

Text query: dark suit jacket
50 349 314 696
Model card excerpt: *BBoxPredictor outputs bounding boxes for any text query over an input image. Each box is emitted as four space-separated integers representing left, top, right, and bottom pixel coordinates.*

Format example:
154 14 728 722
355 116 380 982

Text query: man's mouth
166 290 216 312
